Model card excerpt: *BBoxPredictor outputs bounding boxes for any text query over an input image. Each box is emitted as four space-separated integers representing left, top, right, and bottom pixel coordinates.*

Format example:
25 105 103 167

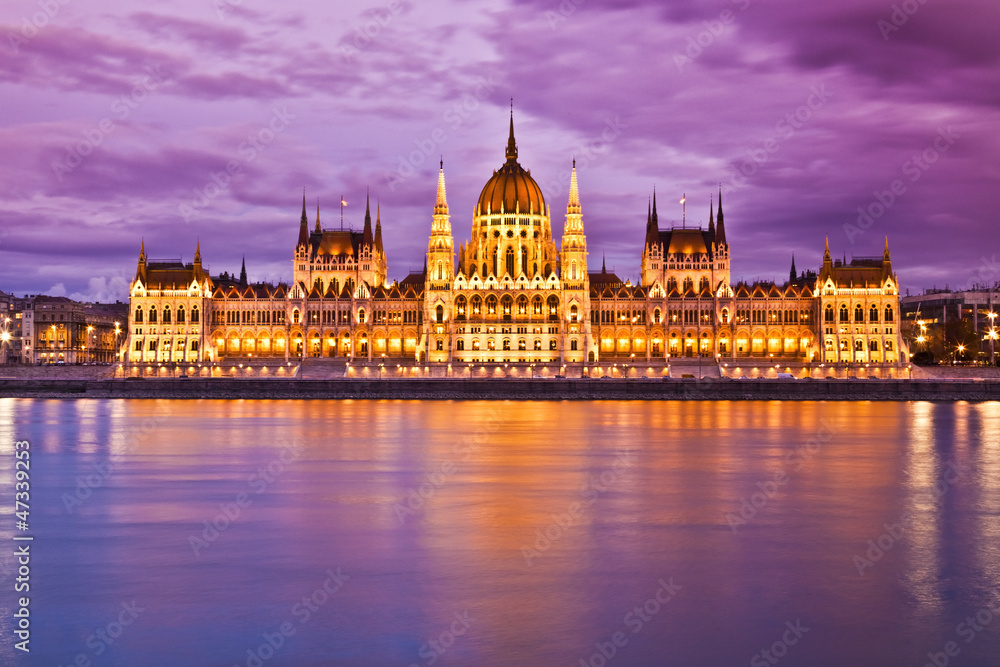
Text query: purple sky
2 0 998 301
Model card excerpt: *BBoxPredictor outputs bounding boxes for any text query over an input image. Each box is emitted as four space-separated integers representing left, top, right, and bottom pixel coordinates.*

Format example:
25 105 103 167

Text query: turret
715 187 727 247
560 160 588 282
297 191 309 248
426 160 455 286
362 190 373 248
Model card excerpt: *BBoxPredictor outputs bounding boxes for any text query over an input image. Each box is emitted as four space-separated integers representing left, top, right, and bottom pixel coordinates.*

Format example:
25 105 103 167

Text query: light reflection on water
0 399 998 666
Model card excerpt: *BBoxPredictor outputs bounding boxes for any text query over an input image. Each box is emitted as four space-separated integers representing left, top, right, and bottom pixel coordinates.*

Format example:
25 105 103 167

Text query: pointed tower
374 203 384 257
136 239 147 284
641 189 663 287
297 191 309 248
561 159 588 283
239 256 247 287
426 159 455 289
790 255 797 284
362 190 374 248
193 239 203 277
315 200 321 233
715 187 727 247
708 195 715 235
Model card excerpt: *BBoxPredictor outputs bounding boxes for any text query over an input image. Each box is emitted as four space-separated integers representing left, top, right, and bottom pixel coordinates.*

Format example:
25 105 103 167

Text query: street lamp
987 311 997 367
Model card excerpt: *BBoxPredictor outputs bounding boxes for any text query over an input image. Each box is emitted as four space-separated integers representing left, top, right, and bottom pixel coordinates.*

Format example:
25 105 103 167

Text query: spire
315 199 321 233
136 239 147 282
239 256 247 286
715 186 727 246
566 159 581 215
435 159 449 216
602 255 606 274
708 194 715 235
139 238 146 263
651 188 658 224
297 190 309 247
193 239 202 270
790 254 797 283
505 101 518 162
375 202 383 254
823 236 832 265
362 189 373 246
883 236 891 262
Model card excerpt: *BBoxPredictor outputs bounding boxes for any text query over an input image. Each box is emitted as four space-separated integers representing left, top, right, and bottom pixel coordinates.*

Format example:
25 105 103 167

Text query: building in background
20 296 126 364
127 116 905 375
901 286 999 364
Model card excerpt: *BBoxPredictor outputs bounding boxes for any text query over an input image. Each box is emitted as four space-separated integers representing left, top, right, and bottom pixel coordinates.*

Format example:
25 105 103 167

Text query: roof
310 229 364 258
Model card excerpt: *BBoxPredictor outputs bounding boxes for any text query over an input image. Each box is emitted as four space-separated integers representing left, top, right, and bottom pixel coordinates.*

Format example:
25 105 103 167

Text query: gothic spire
505 101 517 162
362 189 374 247
790 254 797 283
651 187 658 224
435 159 449 216
567 159 581 215
708 194 715 235
715 186 727 246
297 190 309 247
375 202 383 254
883 236 891 261
315 199 321 233
602 254 606 274
239 256 247 286
193 239 201 267
823 236 832 265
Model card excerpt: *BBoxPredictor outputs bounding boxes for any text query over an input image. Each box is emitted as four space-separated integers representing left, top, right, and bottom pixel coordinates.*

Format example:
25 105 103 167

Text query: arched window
292 309 300 324
884 305 894 322
516 295 528 315
549 339 558 350
544 263 552 277
472 339 480 351
869 340 879 351
570 339 578 351
471 295 482 315
654 308 662 324
482 262 488 277
532 296 543 315
505 248 515 277
455 296 467 319
486 295 497 315
135 307 144 323
869 305 879 322
487 338 496 351
501 295 513 318
825 305 834 323
163 306 171 324
521 249 528 275
699 276 709 292
149 307 158 323
436 262 443 281
570 304 578 322
457 339 465 351
721 309 729 324
854 305 864 323
683 277 693 292
358 309 366 324
839 305 849 322
885 340 894 351
435 305 444 323
502 338 511 351
534 339 542 350
571 261 577 281
667 277 677 292
177 306 186 323
546 295 559 319
518 339 526 350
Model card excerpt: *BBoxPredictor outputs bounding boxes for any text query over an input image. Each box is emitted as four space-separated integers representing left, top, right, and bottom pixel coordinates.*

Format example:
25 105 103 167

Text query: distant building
21 296 126 364
901 286 999 363
127 114 905 372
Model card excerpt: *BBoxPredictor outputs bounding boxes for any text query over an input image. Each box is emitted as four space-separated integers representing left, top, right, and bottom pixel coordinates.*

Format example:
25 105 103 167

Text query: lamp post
988 311 997 367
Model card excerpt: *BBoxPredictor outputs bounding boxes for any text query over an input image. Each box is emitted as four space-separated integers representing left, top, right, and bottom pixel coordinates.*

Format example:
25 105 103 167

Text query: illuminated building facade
127 116 904 373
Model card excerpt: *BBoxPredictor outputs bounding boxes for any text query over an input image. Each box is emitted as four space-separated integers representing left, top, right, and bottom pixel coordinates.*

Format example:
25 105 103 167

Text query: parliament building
126 115 906 377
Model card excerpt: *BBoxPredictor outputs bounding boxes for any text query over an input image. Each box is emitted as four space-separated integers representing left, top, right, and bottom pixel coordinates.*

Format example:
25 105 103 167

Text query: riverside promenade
1 376 998 401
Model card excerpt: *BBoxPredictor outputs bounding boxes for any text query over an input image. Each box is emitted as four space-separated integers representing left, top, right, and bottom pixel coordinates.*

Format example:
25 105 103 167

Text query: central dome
476 114 546 217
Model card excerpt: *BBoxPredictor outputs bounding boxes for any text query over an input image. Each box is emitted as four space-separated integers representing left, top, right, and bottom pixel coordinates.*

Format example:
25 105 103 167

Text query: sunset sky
1 0 997 301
